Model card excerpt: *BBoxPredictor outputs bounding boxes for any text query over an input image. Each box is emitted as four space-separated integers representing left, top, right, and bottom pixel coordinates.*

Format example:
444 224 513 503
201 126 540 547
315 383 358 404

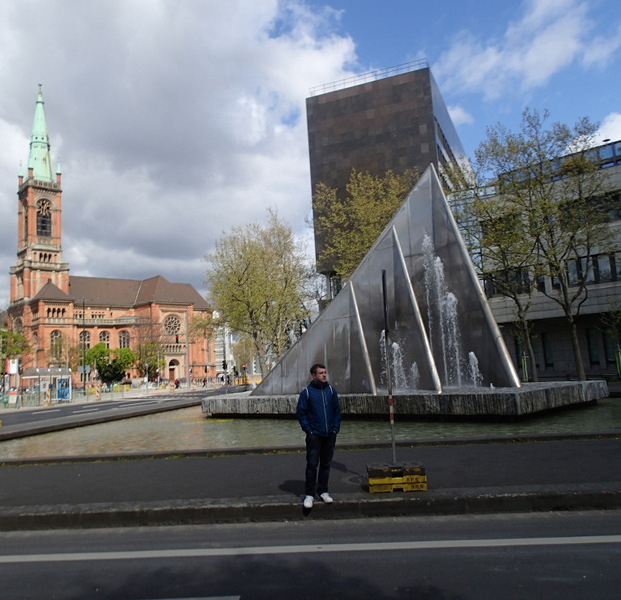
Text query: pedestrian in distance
296 363 341 509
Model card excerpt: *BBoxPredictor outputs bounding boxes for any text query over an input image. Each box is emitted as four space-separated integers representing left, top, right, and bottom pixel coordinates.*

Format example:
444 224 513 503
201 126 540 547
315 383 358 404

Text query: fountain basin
203 380 609 419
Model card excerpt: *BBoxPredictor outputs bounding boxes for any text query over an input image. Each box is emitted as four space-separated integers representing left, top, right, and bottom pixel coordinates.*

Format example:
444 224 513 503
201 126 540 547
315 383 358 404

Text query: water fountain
203 165 608 418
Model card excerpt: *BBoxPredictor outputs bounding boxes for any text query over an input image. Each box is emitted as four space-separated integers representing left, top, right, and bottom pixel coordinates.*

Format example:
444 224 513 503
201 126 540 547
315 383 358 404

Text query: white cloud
0 0 357 304
433 0 614 100
581 23 621 69
597 113 621 143
447 105 473 126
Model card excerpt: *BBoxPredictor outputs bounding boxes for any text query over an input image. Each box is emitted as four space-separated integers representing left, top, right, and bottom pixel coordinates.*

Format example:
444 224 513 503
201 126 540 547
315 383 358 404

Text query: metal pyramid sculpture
253 165 520 395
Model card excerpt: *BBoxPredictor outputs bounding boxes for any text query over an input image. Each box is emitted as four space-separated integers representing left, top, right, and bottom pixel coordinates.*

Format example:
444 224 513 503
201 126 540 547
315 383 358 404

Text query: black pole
382 270 397 464
82 297 86 395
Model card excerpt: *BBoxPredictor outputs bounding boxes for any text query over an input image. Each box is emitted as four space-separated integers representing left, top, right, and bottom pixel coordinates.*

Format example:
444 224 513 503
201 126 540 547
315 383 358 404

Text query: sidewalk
0 383 215 413
1 435 620 530
0 388 244 442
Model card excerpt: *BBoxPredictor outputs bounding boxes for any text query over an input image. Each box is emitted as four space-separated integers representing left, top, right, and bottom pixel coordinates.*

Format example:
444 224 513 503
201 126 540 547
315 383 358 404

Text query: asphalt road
1 511 620 599
0 387 245 440
2 436 621 529
2 387 621 532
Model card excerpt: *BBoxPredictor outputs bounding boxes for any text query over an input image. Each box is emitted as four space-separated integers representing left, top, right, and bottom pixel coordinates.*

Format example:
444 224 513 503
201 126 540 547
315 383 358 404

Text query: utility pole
81 297 86 395
185 311 191 388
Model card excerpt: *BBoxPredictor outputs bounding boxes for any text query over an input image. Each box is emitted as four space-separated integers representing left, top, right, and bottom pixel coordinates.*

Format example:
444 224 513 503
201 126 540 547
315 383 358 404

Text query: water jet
222 165 609 417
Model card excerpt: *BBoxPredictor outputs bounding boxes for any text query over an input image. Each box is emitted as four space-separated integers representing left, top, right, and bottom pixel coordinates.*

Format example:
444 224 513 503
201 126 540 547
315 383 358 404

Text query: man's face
312 367 327 383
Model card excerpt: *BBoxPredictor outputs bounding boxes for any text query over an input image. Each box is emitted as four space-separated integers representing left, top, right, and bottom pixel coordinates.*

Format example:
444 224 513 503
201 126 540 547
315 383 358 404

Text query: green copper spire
27 84 54 182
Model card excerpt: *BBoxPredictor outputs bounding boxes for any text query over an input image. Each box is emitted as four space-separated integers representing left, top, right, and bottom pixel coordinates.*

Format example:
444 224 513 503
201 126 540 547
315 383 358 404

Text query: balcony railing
33 316 145 326
163 343 186 354
77 317 144 326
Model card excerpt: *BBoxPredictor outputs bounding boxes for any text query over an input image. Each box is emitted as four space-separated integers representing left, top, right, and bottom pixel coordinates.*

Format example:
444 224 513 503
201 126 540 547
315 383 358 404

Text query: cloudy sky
1 0 620 307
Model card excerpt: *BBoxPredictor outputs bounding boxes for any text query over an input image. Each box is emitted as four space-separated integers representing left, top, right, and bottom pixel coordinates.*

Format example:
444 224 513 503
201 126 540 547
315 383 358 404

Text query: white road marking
115 402 159 409
144 597 239 600
1 535 620 564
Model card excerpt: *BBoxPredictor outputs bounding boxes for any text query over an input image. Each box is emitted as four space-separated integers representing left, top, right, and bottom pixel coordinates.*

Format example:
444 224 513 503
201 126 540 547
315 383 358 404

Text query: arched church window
79 330 90 350
22 199 28 243
36 198 52 237
50 330 63 361
119 330 130 349
99 331 110 349
13 317 23 334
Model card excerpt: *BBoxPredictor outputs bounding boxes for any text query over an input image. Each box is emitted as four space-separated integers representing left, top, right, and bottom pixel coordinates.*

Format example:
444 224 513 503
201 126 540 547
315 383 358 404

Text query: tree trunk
521 318 539 382
252 332 268 376
567 316 587 380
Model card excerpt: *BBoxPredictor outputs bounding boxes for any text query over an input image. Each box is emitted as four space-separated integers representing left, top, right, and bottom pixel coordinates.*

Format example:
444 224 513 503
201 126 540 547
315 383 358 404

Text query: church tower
9 87 71 367
10 86 69 305
6 87 214 385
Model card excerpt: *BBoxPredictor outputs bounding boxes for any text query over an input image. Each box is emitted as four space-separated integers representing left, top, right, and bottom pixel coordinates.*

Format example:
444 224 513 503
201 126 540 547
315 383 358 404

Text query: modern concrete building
7 88 215 394
306 60 467 287
485 139 621 381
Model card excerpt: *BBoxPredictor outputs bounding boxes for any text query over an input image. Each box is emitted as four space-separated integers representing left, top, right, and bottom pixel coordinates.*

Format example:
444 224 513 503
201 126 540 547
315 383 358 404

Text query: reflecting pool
1 398 621 460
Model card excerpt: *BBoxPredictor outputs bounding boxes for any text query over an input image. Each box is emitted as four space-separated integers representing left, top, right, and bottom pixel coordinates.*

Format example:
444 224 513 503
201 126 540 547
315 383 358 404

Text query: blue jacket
296 380 341 436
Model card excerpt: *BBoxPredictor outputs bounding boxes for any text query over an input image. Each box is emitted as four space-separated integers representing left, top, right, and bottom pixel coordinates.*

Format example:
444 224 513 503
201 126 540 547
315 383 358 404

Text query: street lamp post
81 297 86 396
185 311 191 388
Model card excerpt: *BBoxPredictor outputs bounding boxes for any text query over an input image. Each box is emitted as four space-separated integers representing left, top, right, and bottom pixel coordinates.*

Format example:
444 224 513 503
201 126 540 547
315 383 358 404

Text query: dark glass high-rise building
306 60 467 279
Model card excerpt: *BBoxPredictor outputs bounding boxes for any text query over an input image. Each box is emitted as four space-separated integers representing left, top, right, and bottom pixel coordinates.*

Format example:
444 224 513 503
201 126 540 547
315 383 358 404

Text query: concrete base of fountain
202 380 609 419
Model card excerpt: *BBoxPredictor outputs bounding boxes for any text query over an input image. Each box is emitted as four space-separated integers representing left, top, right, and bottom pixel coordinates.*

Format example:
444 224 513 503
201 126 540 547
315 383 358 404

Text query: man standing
296 363 341 509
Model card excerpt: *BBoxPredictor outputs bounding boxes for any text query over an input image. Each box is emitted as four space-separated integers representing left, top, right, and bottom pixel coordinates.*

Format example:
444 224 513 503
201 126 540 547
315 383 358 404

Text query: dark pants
305 432 337 496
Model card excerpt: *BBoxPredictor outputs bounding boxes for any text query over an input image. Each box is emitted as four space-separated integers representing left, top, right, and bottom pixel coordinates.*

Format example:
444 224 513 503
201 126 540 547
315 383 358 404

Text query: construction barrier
366 461 427 494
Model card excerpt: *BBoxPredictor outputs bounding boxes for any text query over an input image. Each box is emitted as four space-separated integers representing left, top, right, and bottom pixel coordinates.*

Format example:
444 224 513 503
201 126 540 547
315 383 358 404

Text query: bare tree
454 108 617 380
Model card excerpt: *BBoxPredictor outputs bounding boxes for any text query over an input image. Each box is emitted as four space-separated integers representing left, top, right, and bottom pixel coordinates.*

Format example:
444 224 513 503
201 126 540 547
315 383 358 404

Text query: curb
2 485 621 531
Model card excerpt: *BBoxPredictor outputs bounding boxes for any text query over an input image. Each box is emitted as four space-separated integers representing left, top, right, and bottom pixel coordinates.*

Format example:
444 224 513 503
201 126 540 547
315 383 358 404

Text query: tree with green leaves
132 319 165 381
85 343 136 385
0 329 29 374
232 333 255 373
452 107 617 380
188 314 213 341
189 313 213 360
205 209 309 375
313 168 419 281
453 188 541 381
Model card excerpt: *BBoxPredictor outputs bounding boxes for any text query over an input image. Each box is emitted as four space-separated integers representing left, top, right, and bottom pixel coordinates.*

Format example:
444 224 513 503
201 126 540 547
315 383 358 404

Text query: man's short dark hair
310 363 326 375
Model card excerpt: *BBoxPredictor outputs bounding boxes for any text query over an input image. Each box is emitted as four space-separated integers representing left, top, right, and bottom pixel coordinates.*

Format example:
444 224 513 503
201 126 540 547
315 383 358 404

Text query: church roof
134 276 208 307
27 86 55 182
32 280 72 302
67 275 208 310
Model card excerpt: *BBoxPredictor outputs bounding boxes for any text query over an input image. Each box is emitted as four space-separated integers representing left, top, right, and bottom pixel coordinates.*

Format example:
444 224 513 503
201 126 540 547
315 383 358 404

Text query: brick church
7 88 214 390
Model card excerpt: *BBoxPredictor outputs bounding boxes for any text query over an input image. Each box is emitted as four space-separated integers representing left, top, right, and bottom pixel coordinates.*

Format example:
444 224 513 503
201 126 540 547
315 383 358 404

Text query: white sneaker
303 495 314 509
320 492 333 504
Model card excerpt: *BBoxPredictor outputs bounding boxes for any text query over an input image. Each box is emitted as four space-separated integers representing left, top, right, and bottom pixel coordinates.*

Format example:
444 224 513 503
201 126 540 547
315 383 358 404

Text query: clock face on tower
36 198 53 237
37 198 52 215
